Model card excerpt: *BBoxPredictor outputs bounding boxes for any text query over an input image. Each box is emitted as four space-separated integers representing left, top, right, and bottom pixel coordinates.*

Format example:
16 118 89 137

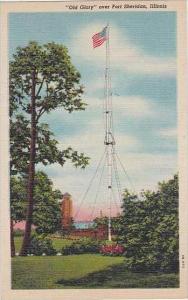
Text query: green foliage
119 174 179 273
13 229 24 237
10 115 30 175
93 215 122 235
10 41 90 174
61 238 101 255
10 41 86 114
93 216 108 227
32 171 62 234
11 171 62 234
28 235 57 256
10 115 89 175
10 176 27 221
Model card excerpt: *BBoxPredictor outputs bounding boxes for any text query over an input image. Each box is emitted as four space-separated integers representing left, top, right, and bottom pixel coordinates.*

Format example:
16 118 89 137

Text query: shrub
124 252 179 273
119 176 179 273
28 235 57 256
14 229 24 237
100 243 125 256
61 237 101 255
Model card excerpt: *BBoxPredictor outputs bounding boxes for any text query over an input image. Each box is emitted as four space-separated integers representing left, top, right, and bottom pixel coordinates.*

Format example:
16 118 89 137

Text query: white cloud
117 152 176 173
84 94 156 120
106 151 177 195
158 127 177 138
115 133 141 150
113 95 155 118
70 23 176 76
85 78 105 94
59 120 141 161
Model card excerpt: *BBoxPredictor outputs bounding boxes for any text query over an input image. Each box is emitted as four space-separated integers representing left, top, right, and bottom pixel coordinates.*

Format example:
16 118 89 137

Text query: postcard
0 1 187 299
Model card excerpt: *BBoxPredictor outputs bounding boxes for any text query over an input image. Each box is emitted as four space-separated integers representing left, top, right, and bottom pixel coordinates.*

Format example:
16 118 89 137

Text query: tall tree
10 41 89 255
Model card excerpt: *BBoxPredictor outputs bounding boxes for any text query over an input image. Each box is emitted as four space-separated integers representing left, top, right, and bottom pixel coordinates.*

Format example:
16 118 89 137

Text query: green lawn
14 236 73 253
12 254 179 289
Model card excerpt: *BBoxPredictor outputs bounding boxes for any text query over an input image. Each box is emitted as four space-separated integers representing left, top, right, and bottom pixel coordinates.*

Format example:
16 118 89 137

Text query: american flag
92 26 108 48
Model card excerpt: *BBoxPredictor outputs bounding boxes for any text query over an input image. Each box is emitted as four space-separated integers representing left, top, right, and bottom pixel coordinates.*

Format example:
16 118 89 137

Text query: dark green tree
93 216 108 228
118 175 179 272
11 171 62 255
10 41 89 255
32 171 62 235
93 215 122 235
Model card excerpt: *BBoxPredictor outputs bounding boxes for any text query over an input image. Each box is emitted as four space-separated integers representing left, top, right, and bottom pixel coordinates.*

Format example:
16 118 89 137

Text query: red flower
100 244 125 256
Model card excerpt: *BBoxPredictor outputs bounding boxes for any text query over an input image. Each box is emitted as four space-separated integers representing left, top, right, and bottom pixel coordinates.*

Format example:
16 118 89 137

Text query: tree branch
36 106 45 122
19 101 28 111
46 81 49 98
36 77 45 98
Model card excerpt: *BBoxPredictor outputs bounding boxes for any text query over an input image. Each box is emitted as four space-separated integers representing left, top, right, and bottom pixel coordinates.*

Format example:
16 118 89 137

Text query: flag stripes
92 26 107 48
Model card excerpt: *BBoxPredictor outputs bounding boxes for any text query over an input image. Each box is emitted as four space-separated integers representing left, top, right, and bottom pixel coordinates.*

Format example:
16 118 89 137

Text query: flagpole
105 24 112 242
92 24 115 241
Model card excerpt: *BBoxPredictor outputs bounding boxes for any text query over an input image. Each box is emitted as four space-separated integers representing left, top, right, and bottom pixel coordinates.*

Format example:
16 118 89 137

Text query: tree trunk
20 71 36 256
10 219 15 257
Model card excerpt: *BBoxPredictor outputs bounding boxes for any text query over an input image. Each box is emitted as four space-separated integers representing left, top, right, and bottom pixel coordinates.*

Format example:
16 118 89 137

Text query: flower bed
100 243 125 256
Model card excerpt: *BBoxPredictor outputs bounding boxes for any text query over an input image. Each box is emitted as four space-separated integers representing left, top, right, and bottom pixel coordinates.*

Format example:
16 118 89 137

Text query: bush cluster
119 175 179 273
14 229 24 237
61 237 101 255
28 235 57 256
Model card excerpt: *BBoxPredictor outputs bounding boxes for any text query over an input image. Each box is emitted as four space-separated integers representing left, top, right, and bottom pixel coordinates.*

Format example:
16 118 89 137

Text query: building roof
63 192 71 197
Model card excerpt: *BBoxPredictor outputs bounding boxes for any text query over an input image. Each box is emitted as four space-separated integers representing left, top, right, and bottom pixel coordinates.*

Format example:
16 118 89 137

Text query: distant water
74 221 94 229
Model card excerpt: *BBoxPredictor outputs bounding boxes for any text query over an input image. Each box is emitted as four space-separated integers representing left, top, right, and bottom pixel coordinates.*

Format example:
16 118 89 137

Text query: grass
14 236 73 253
12 254 179 289
13 237 179 289
12 254 123 289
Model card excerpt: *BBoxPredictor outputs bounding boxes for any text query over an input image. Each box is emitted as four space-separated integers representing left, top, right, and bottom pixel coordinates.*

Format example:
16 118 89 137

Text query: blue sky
9 12 177 220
